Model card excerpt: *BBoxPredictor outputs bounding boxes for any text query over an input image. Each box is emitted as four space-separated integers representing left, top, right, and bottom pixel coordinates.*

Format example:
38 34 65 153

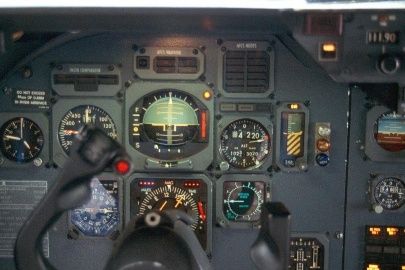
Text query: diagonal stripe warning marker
287 131 303 156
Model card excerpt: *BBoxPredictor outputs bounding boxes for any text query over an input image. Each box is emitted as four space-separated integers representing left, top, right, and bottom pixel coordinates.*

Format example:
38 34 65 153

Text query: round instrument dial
142 91 199 146
0 117 44 163
223 181 264 222
374 177 405 210
220 119 270 169
58 105 118 154
70 178 120 237
129 90 209 161
139 185 201 230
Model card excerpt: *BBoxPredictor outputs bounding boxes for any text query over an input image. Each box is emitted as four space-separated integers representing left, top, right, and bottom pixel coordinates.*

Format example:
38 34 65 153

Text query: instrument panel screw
221 46 227 52
216 39 223 46
108 65 114 71
335 232 344 240
124 81 132 88
21 66 33 79
192 49 199 55
33 158 43 167
219 161 230 171
139 48 146 54
304 100 311 107
3 87 12 95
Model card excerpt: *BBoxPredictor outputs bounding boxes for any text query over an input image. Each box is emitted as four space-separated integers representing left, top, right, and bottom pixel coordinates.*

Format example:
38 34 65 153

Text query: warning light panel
365 225 405 269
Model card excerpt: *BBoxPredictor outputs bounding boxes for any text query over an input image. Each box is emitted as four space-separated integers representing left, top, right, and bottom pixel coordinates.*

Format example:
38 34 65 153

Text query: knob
379 55 401 75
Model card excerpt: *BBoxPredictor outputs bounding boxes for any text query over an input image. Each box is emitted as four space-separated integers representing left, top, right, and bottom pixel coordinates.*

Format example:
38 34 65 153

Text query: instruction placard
0 180 49 258
11 88 50 110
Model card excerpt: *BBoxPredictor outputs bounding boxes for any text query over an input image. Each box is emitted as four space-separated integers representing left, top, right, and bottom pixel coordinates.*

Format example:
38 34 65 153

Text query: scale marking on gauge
223 181 265 222
129 90 209 160
220 119 270 169
58 105 118 154
0 117 44 162
70 178 120 237
374 177 405 210
131 178 208 248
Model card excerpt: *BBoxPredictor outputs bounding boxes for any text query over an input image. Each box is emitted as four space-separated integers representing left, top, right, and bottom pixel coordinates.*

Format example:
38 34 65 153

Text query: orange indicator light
322 43 337 52
203 90 212 100
369 227 381 236
387 227 399 236
288 103 300 110
367 264 380 270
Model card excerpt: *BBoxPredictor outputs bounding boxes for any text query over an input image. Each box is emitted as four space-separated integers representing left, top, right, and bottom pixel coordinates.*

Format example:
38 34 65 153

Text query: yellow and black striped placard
286 131 303 156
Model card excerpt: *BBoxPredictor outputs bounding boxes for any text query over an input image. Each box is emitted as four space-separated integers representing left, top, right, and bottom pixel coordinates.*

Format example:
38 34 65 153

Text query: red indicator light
200 111 207 140
198 201 206 222
138 180 156 187
184 181 201 188
114 159 131 175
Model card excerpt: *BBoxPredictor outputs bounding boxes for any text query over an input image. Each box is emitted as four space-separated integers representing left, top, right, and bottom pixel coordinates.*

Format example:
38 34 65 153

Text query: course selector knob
379 55 401 75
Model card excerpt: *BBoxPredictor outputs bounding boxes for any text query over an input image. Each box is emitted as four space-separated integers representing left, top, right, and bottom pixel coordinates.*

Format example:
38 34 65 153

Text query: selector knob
379 55 401 75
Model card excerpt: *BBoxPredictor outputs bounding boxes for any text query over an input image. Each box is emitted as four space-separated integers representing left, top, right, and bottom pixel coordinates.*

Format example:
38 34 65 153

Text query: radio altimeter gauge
219 119 270 169
0 117 44 163
374 177 405 210
58 105 118 154
223 181 265 222
129 90 209 160
70 178 120 237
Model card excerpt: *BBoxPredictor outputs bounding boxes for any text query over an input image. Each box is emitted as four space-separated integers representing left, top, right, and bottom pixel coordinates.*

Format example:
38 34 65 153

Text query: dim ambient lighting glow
369 227 381 235
367 264 380 270
1 0 405 10
322 43 337 52
203 90 212 100
387 227 399 236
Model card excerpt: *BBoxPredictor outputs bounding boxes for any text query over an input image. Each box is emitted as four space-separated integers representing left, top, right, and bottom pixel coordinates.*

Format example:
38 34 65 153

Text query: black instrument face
0 117 44 162
222 181 264 222
129 90 209 160
58 105 118 154
374 177 405 210
220 119 270 169
130 178 208 249
70 178 120 237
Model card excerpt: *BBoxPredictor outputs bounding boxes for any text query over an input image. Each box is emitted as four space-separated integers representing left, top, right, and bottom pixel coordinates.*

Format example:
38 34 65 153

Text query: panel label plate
11 88 50 110
0 180 49 258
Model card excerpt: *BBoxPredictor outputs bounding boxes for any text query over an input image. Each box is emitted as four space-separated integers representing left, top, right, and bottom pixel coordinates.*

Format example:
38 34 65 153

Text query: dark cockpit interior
0 4 405 270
